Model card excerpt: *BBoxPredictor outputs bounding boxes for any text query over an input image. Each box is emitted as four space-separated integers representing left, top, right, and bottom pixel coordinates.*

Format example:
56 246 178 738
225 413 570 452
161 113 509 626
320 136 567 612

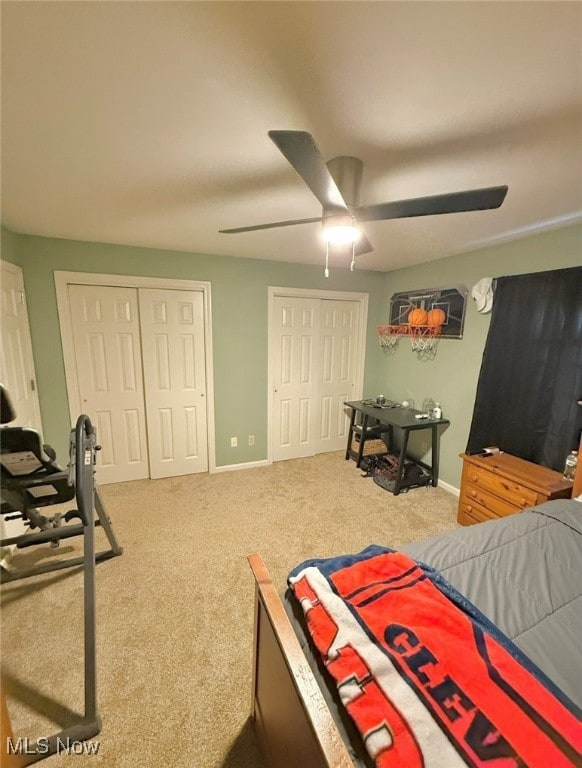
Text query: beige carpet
1 452 459 767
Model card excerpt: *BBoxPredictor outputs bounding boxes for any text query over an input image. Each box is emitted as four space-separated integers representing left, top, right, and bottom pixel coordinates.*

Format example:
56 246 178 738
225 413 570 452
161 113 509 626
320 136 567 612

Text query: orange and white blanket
289 547 582 767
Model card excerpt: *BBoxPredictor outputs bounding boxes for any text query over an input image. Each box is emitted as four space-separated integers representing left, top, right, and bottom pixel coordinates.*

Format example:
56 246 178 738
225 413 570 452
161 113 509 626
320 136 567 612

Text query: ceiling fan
220 130 508 274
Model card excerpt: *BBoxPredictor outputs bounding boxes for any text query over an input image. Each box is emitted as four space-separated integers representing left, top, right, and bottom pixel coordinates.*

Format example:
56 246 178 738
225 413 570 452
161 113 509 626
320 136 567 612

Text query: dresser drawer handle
470 489 477 498
470 474 478 482
520 499 527 506
466 505 473 512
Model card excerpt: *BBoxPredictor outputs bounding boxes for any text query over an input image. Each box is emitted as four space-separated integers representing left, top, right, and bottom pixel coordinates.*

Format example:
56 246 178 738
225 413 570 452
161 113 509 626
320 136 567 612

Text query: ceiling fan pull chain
324 241 330 278
350 230 356 271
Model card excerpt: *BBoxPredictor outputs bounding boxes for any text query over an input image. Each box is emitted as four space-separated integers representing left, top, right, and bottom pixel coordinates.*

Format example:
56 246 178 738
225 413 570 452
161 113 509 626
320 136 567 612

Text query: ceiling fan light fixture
322 214 362 278
322 224 362 245
321 214 362 245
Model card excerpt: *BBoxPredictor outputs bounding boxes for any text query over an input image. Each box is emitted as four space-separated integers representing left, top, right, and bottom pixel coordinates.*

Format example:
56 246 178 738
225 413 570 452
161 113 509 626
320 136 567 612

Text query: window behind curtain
466 266 582 471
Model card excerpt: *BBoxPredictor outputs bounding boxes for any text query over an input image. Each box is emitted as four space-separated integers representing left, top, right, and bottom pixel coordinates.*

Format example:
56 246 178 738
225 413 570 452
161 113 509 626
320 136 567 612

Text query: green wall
1 232 387 463
2 223 580 486
376 222 582 488
1 227 22 266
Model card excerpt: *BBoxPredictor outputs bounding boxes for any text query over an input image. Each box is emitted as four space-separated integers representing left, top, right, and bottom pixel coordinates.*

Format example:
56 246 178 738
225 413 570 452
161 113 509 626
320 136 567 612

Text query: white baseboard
437 479 460 497
211 459 272 474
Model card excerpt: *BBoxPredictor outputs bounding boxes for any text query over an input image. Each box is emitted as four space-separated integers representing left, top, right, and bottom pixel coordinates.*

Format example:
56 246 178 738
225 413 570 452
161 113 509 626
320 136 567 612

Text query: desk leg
431 425 439 487
394 430 410 495
356 414 369 468
387 425 394 452
345 407 357 460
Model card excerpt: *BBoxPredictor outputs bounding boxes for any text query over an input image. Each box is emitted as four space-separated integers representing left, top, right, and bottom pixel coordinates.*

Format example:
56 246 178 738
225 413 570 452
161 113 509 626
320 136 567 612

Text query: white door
271 295 362 462
272 297 320 461
0 262 42 430
317 300 359 453
139 288 208 478
0 261 42 558
68 284 149 484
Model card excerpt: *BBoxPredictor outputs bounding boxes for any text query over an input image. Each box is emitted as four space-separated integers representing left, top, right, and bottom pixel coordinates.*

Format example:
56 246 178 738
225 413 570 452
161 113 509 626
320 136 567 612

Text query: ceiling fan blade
357 185 508 222
355 233 374 256
268 130 349 213
219 216 321 234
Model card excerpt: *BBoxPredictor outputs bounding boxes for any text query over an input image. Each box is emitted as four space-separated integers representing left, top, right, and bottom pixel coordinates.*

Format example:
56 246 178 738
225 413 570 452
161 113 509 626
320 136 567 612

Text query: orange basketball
426 308 446 327
408 307 428 326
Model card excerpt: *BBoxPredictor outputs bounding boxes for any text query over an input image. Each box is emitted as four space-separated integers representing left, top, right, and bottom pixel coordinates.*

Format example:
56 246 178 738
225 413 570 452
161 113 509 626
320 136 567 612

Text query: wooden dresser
458 452 573 526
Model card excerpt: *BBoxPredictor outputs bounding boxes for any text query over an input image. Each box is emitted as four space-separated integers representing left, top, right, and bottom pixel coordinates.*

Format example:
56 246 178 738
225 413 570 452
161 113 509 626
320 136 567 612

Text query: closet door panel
317 300 359 453
139 288 208 478
68 284 149 484
271 297 320 461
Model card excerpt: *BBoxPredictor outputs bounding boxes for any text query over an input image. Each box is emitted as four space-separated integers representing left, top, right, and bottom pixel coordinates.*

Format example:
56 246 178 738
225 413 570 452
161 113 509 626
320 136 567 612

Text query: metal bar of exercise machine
16 415 103 764
1 484 122 582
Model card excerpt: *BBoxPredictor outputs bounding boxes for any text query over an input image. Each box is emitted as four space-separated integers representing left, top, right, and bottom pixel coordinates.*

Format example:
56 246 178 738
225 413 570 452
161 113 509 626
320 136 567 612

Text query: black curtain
466 266 582 471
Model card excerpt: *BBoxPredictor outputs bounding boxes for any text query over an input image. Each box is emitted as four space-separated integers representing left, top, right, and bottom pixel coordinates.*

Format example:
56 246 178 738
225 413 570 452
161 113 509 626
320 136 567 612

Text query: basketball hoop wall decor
377 323 406 351
377 285 467 360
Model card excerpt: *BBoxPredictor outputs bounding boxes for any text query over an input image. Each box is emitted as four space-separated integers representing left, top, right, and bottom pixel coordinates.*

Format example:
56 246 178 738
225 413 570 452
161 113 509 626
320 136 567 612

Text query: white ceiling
2 1 582 272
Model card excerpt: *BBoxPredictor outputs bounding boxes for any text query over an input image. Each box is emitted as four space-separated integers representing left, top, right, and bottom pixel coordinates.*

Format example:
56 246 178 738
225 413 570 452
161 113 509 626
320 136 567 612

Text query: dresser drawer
459 497 500 524
463 465 538 509
458 452 572 527
462 483 521 518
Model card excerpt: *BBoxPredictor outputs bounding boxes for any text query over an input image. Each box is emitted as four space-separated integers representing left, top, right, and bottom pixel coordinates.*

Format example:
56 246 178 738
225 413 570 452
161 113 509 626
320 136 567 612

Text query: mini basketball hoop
409 325 442 358
377 324 406 351
377 322 444 358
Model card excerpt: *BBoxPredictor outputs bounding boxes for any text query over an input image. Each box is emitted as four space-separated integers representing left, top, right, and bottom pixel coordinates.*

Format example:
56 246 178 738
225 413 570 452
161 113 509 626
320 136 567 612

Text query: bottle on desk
563 450 578 481
432 403 442 420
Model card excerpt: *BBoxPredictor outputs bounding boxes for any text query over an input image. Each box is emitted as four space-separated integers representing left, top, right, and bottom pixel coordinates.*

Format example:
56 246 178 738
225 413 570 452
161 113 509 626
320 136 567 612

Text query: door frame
55 271 216 472
267 286 368 463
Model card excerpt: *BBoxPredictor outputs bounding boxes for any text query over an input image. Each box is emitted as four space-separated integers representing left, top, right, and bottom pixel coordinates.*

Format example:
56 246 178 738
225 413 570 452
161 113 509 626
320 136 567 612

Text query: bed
248 449 582 768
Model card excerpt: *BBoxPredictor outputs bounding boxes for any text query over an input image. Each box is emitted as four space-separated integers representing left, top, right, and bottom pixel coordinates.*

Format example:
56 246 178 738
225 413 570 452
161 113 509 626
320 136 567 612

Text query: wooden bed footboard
247 553 353 768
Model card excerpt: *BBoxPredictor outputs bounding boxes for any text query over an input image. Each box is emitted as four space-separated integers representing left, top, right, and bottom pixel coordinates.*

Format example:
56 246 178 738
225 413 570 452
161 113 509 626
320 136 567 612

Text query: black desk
344 400 450 495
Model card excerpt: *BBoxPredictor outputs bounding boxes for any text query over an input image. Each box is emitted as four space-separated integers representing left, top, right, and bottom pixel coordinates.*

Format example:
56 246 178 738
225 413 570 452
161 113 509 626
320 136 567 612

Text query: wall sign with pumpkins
377 285 468 357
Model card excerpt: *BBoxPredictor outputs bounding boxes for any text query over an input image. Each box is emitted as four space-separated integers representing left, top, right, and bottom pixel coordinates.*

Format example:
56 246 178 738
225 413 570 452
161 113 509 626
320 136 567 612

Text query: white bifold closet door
318 299 360 453
271 296 359 462
272 297 320 461
68 285 149 484
138 288 208 479
68 284 207 484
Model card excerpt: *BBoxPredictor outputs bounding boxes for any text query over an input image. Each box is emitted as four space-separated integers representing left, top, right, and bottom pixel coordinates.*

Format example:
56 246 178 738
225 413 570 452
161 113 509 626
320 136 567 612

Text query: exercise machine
1 385 120 762
0 385 122 582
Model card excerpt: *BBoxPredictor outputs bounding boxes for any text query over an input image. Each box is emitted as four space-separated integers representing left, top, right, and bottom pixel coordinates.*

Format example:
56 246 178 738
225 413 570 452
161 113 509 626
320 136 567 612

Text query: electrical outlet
248 435 255 446
230 437 237 448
